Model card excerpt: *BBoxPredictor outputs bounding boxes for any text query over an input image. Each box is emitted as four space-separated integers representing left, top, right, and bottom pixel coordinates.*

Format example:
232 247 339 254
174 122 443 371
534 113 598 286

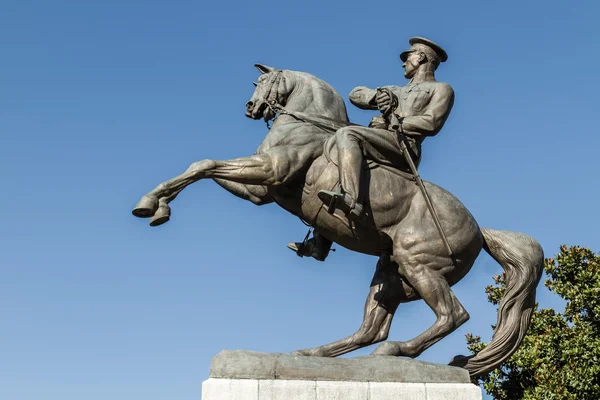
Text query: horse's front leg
136 180 272 227
132 153 282 222
212 179 273 206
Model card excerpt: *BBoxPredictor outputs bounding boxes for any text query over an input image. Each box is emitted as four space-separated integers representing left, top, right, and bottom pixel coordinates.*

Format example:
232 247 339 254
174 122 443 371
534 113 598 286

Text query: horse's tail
454 228 544 377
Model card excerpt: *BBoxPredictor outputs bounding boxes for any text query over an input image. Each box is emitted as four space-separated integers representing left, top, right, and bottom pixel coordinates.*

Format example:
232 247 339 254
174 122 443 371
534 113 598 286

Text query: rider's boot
287 232 333 262
317 189 363 219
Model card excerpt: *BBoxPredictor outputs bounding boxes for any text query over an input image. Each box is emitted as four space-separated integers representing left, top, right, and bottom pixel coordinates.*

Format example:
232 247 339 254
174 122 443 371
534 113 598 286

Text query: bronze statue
131 37 543 377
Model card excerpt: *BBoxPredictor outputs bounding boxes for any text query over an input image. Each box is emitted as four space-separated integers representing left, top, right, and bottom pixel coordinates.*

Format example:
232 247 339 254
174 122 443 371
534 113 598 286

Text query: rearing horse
132 64 543 377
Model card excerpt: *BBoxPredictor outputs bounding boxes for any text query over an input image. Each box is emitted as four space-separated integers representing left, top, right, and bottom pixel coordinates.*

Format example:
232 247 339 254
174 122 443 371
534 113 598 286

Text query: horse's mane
284 70 349 122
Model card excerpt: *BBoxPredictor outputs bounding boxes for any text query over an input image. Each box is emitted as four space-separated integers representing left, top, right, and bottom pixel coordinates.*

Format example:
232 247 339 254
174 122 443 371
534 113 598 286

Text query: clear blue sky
1 1 598 399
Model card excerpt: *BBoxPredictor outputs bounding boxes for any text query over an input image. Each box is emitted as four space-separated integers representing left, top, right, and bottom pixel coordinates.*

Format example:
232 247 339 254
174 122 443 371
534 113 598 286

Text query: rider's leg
319 126 413 217
337 126 365 211
371 238 469 358
292 255 406 357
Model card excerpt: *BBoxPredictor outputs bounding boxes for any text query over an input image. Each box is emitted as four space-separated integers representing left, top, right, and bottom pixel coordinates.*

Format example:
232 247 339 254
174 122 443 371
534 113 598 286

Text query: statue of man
289 37 454 261
319 37 454 218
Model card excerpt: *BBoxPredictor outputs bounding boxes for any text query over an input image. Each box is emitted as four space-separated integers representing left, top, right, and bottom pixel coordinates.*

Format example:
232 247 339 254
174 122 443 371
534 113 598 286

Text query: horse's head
245 64 292 122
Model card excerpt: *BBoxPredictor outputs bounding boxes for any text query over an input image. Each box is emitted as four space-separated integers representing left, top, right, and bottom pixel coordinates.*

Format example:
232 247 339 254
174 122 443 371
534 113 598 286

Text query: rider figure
289 37 454 261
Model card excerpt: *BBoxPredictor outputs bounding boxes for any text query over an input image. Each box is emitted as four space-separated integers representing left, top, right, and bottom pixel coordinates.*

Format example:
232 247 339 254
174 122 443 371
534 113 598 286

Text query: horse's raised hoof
149 204 171 226
132 195 159 218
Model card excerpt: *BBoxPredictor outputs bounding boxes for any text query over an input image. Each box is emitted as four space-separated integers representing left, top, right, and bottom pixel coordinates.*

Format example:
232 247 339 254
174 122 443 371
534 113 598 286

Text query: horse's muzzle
245 101 255 118
246 100 268 120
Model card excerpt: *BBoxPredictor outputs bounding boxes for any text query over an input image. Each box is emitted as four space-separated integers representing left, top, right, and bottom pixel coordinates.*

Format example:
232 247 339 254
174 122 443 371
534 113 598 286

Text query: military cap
400 37 448 63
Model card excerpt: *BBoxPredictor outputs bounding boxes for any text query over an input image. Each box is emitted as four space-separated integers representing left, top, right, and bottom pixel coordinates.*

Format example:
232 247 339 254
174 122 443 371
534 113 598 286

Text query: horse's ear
255 63 275 74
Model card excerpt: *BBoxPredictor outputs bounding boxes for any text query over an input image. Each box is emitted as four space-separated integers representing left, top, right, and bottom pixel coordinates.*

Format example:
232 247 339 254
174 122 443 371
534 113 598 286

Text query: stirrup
317 189 343 214
318 190 363 218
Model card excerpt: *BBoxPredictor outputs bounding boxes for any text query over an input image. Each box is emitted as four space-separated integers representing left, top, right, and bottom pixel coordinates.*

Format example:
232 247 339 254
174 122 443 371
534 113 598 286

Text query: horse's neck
284 75 348 122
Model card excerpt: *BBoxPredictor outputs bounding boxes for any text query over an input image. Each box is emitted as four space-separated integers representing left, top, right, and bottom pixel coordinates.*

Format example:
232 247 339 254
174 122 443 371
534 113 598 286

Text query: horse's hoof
149 204 171 226
132 195 159 218
371 341 401 356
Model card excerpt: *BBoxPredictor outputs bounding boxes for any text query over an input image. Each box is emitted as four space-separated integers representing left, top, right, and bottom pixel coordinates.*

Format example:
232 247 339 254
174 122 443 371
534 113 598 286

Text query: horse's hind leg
291 254 406 357
372 240 470 358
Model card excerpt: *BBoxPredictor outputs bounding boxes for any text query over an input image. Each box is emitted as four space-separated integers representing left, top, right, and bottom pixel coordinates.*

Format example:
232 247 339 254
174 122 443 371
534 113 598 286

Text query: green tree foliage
468 245 600 400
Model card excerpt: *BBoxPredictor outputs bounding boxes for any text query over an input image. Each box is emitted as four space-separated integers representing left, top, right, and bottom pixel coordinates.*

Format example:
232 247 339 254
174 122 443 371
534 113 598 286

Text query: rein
271 105 357 133
261 70 355 132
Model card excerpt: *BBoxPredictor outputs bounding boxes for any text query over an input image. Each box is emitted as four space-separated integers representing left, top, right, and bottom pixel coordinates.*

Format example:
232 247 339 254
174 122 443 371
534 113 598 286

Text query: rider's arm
400 84 454 137
349 86 403 110
349 86 378 109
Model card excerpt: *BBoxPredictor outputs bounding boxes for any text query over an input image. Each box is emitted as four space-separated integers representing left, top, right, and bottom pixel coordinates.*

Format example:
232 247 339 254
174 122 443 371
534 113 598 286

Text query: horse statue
131 64 543 377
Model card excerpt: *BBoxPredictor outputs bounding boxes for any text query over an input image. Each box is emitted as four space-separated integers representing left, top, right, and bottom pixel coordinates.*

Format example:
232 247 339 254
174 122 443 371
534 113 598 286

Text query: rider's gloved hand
375 89 395 115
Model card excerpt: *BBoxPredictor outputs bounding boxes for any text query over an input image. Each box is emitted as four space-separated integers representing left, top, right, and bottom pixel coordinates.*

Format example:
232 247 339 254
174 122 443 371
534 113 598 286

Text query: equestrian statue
131 37 543 377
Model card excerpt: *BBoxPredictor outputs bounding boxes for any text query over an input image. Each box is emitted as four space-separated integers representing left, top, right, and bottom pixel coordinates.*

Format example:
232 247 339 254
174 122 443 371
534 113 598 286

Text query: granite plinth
202 379 482 400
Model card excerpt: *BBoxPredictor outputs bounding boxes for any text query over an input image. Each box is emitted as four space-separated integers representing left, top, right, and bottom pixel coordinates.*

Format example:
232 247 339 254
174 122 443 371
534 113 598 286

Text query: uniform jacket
348 81 454 144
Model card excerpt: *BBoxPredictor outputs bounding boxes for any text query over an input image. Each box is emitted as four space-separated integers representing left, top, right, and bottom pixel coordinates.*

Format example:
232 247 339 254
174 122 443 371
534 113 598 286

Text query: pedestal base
202 350 482 400
202 378 482 399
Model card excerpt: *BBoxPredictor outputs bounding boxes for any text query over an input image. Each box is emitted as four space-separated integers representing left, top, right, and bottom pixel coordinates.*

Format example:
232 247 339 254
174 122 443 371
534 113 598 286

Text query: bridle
256 69 357 133
261 69 286 116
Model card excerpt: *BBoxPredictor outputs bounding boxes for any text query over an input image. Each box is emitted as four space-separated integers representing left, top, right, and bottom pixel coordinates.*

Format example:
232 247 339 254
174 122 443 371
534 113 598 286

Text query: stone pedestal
202 350 482 400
